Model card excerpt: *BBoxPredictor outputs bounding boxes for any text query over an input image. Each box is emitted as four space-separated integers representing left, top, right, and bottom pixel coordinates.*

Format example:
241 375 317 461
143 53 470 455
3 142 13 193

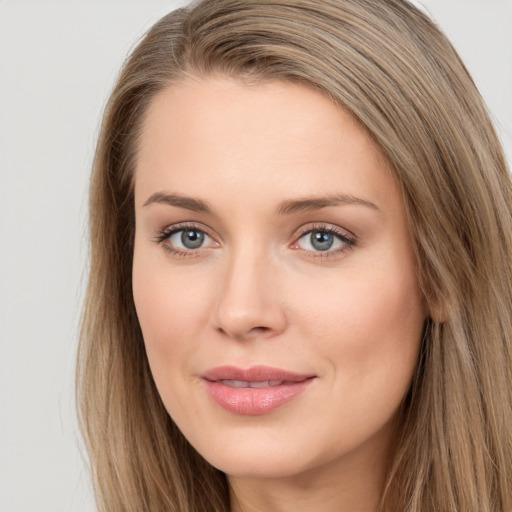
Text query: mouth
218 379 288 388
201 365 316 415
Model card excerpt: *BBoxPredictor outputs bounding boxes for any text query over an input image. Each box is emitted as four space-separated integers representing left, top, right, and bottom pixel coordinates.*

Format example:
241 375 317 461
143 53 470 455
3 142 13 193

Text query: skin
132 76 427 512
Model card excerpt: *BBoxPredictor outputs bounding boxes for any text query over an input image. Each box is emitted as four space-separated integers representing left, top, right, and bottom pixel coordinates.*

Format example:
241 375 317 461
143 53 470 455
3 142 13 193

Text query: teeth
221 380 284 388
250 380 273 388
222 380 249 388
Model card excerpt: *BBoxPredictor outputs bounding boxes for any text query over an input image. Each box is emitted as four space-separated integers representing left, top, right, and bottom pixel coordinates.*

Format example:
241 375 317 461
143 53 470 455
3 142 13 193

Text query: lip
201 365 316 415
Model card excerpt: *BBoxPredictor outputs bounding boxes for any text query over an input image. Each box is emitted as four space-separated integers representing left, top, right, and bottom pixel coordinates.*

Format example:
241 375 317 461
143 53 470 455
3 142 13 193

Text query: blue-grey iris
181 230 204 249
311 231 334 251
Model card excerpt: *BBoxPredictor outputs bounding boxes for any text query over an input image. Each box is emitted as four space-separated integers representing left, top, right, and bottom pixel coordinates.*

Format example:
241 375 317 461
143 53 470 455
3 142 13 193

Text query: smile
201 366 316 415
220 380 285 388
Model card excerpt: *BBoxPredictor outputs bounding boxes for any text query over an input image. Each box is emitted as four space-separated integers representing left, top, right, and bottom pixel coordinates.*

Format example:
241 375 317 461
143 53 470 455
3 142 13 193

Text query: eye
154 224 218 255
169 228 210 250
294 227 355 254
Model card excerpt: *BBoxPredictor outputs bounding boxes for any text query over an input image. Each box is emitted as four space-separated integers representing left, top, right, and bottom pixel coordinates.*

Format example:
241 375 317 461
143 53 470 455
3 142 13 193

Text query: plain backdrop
0 1 511 511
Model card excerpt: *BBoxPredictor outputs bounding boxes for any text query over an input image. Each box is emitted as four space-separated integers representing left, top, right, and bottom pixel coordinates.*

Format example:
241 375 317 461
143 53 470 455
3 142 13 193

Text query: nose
211 248 288 341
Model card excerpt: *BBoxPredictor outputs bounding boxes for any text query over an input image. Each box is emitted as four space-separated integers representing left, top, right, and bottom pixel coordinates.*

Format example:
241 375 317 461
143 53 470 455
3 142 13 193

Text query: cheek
295 261 425 394
132 253 215 426
132 246 208 373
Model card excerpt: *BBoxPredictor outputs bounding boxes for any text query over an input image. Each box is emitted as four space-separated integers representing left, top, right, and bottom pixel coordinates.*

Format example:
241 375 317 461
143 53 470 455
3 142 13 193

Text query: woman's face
133 77 426 482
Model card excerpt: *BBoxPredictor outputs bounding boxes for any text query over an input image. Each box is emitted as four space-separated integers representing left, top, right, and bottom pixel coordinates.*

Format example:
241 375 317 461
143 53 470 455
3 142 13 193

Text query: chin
208 452 310 480
189 429 336 480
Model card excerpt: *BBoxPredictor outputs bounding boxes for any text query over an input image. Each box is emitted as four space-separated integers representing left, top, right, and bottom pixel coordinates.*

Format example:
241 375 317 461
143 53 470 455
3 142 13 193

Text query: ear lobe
427 298 449 324
420 284 448 324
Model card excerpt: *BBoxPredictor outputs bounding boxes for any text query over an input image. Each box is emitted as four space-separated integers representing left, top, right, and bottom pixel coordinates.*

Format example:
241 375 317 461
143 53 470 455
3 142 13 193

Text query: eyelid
154 221 214 239
153 222 220 255
290 223 356 255
152 221 356 258
293 222 356 241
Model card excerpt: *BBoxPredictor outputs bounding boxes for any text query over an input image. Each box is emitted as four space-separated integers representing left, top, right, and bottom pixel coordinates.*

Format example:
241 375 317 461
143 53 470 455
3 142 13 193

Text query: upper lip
201 365 315 383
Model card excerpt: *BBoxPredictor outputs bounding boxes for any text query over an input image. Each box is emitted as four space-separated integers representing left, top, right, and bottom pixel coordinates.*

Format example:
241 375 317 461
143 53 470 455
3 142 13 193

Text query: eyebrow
276 194 380 215
143 192 213 213
143 191 380 215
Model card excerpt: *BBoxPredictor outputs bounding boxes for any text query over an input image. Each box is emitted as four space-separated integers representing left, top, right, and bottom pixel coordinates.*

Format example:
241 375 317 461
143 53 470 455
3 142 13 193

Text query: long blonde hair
77 1 512 510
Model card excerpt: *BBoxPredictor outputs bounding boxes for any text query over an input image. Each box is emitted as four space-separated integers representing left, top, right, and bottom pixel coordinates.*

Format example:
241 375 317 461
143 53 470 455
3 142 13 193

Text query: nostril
211 282 288 340
253 326 271 333
216 324 273 341
248 326 272 337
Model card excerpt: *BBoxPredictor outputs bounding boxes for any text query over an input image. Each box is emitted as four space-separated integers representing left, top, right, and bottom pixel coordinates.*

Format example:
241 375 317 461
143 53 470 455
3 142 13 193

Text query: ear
426 296 449 324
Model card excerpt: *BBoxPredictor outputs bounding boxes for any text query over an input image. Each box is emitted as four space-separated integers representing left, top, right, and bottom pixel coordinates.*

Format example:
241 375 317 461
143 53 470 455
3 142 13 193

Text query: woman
77 0 512 510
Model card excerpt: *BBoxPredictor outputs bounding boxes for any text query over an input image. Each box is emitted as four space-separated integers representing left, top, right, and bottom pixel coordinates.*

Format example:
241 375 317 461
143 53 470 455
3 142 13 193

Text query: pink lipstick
201 366 315 415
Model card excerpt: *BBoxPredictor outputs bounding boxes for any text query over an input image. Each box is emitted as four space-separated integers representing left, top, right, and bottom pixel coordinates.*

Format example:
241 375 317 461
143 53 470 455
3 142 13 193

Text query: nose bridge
212 241 286 340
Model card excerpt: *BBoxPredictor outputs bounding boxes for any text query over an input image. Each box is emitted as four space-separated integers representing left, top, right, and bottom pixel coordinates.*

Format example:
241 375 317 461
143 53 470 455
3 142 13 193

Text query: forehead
134 76 397 212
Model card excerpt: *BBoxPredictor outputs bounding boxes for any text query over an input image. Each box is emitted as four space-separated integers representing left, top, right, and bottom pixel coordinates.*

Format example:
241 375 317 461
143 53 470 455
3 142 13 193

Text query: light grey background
0 1 510 511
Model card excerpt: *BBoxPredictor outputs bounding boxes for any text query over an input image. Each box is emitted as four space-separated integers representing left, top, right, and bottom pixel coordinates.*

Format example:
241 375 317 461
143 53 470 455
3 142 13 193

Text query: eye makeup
152 220 357 260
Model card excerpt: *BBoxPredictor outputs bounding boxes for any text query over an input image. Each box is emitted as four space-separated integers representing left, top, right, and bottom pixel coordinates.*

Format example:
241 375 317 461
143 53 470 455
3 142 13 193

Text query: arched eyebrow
143 192 212 213
276 194 380 215
143 192 380 215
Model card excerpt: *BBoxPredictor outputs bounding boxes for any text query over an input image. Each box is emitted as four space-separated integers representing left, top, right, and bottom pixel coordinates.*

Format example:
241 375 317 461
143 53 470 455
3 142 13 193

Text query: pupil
182 230 204 249
311 231 333 251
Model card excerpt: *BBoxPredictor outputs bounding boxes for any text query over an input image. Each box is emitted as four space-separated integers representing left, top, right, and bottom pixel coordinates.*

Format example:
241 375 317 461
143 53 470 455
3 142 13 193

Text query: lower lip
203 379 314 415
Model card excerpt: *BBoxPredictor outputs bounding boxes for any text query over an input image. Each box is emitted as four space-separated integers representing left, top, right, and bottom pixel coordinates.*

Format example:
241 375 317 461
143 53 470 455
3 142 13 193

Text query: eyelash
153 223 216 258
153 222 356 259
293 224 356 259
